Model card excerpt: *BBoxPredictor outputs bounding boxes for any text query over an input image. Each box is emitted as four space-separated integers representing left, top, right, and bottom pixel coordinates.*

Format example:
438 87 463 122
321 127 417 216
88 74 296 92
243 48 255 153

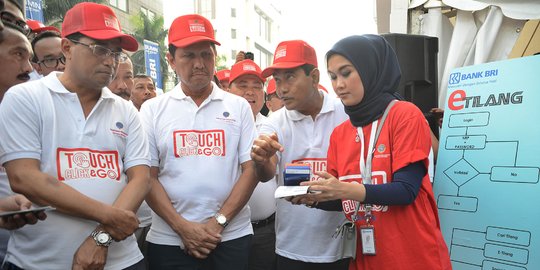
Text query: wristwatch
91 229 113 247
214 213 229 228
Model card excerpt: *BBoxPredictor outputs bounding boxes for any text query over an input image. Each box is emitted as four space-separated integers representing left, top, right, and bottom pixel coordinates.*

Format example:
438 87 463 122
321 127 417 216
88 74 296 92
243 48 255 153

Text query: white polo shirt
140 82 257 247
0 72 149 270
248 113 277 221
259 90 349 263
0 168 11 262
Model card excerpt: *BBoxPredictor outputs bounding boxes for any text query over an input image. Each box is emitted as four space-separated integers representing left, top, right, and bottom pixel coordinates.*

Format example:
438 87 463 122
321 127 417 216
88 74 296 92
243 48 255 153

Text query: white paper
274 185 310 198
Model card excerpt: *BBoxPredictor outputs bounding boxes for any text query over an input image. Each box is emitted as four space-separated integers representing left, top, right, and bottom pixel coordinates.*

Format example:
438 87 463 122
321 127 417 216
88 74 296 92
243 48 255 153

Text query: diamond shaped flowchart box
444 158 480 187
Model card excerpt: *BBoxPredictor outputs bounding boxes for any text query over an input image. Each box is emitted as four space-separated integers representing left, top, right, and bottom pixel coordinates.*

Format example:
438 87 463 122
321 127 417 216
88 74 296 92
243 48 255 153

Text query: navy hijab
326 35 402 127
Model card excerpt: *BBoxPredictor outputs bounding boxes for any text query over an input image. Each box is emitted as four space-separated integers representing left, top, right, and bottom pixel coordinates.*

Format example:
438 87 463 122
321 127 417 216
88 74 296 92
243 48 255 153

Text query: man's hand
251 133 283 164
100 207 139 241
175 220 221 259
0 194 47 230
72 237 108 270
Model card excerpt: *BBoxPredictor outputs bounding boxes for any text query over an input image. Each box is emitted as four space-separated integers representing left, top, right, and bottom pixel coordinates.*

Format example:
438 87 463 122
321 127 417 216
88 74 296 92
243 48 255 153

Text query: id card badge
360 226 376 255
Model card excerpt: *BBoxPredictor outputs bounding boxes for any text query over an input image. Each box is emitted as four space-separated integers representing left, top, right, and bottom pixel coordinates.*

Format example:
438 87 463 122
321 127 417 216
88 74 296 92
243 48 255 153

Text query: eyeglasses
37 55 66 68
0 11 31 36
69 39 124 63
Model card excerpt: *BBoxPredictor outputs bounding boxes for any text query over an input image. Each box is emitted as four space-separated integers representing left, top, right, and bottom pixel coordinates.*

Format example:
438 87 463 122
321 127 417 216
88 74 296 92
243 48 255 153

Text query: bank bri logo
449 72 461 84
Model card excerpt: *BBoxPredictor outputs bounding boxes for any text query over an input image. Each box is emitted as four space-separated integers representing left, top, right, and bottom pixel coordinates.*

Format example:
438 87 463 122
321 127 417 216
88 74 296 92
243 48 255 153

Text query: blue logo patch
223 112 230 118
449 72 461 85
116 122 124 129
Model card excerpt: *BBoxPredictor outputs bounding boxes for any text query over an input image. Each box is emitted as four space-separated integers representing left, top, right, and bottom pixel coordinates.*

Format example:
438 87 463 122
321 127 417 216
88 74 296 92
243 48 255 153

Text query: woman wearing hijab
294 35 451 269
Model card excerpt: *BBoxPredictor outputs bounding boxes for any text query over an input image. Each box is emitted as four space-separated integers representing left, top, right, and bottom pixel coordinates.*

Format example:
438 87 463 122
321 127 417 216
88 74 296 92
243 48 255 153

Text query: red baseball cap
261 40 318 78
229 60 265 84
168 14 220 48
61 2 138 51
266 78 276 95
27 19 59 33
216 69 230 83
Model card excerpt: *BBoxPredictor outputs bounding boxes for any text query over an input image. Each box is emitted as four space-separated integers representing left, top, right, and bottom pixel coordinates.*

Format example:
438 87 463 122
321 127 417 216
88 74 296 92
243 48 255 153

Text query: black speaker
382 33 439 137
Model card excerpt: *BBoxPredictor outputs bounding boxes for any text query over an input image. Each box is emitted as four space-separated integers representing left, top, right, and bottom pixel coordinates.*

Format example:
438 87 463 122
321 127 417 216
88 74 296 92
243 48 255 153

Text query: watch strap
91 229 113 247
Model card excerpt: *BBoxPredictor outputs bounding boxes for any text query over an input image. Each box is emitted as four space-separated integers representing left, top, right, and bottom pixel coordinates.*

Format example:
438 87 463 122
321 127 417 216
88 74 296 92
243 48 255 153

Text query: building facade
167 0 282 70
107 0 164 35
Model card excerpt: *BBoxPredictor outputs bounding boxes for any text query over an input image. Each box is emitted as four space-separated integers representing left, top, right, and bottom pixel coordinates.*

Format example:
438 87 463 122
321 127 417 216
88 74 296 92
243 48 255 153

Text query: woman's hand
290 171 363 206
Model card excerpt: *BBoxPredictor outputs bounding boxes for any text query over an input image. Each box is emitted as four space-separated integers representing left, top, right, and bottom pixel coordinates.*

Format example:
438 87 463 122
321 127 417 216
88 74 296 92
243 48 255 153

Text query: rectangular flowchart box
486 227 531 246
448 112 490 128
491 166 539 184
437 195 478 212
484 243 528 264
445 135 487 150
483 260 526 270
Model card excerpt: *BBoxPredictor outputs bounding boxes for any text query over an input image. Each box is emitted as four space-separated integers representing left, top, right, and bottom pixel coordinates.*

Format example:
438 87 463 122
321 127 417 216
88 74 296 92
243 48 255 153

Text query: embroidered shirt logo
216 112 236 123
111 122 127 138
291 158 326 181
56 148 120 181
174 130 226 157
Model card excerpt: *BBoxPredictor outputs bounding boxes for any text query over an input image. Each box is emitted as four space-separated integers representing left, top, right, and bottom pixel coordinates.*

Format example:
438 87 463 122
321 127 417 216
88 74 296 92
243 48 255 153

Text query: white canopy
390 0 540 107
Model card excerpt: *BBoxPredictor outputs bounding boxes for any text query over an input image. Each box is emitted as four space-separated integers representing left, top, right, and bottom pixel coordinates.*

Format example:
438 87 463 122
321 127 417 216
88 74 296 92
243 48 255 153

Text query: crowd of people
0 0 451 269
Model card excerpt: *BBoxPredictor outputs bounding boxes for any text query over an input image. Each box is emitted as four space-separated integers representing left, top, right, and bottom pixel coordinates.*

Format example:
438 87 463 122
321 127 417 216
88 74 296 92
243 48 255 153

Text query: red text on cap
189 20 206 33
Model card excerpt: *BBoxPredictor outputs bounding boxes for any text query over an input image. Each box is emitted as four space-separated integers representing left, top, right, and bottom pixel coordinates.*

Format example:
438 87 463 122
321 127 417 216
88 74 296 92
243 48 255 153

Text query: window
140 7 155 20
231 8 236 17
231 50 237 60
231 29 237 39
195 0 215 19
109 0 127 12
256 9 271 42
254 44 272 69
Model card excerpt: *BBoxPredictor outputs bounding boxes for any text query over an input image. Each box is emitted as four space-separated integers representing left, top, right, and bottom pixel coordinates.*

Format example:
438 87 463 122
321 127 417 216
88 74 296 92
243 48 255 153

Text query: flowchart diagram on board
433 55 540 270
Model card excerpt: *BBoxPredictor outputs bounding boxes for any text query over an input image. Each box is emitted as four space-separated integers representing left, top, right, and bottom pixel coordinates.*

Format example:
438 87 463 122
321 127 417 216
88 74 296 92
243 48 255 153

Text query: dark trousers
3 259 146 270
147 235 252 270
276 255 350 270
248 219 276 270
134 225 151 270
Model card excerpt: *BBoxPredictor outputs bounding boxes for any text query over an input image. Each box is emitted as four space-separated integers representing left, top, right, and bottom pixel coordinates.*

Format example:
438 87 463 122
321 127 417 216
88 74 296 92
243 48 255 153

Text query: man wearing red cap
265 78 284 112
216 69 230 91
228 59 277 270
0 3 150 270
251 40 350 270
140 14 258 270
26 19 58 34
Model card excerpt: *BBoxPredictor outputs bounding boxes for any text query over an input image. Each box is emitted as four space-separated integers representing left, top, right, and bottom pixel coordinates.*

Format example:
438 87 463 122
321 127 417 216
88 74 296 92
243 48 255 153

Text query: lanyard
354 120 379 224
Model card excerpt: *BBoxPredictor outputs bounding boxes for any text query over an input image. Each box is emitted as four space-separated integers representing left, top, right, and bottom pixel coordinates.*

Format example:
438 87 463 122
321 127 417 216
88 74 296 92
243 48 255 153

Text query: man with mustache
130 74 156 111
250 40 350 270
140 14 258 270
0 24 32 102
0 3 150 269
0 0 49 264
108 54 134 100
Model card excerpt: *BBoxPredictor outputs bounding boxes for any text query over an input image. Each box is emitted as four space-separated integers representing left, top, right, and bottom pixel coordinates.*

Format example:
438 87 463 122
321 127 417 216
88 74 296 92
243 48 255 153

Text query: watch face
217 215 226 224
97 233 110 243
